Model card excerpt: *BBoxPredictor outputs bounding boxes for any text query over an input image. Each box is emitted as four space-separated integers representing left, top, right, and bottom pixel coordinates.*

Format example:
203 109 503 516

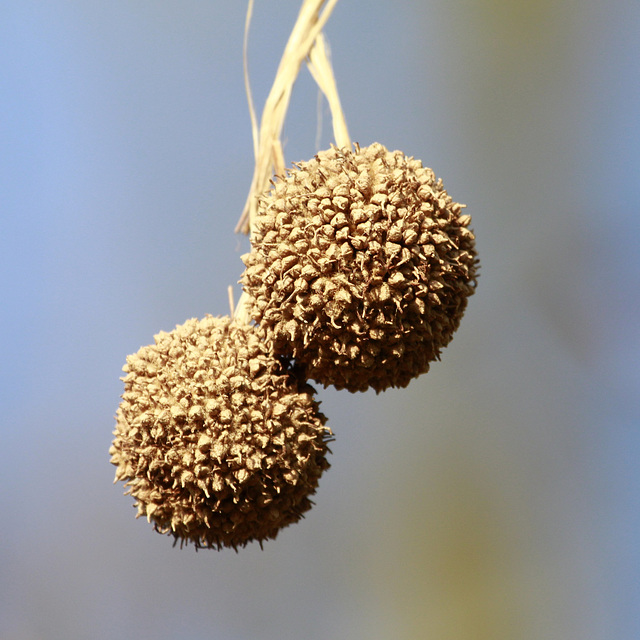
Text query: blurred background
1 0 638 638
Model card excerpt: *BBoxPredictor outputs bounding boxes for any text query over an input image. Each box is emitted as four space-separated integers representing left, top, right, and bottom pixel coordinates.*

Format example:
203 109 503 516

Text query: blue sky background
1 1 639 638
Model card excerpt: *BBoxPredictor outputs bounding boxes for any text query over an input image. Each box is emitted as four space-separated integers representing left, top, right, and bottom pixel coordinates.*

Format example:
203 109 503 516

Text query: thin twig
243 0 259 161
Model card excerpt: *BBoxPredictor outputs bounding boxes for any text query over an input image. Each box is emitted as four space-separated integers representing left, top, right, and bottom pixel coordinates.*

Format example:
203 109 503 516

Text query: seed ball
109 315 331 550
242 143 479 393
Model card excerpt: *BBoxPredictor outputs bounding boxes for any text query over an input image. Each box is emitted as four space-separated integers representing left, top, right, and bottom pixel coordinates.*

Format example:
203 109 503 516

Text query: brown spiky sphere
242 143 478 393
109 315 331 550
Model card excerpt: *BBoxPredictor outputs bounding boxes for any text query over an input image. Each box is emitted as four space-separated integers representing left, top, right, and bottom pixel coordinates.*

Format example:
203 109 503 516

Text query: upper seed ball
242 143 478 392
110 315 331 550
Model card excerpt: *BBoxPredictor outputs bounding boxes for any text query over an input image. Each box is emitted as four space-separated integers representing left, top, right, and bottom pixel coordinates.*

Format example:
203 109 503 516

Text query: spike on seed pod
242 143 479 393
110 315 331 550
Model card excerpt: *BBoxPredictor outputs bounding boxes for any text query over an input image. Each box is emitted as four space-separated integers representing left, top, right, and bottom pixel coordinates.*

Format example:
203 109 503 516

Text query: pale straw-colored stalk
233 0 350 323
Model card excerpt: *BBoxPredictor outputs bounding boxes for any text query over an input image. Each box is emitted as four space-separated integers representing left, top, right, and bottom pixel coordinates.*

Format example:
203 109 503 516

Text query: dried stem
236 0 348 236
307 33 350 149
233 0 349 324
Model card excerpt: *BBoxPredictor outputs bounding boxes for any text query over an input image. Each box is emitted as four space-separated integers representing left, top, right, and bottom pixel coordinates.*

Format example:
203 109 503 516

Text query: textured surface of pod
110 315 331 550
242 143 479 392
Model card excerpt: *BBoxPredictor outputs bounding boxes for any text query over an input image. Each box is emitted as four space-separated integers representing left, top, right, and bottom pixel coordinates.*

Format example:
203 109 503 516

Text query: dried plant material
307 33 350 151
237 0 346 235
110 315 331 550
242 143 479 393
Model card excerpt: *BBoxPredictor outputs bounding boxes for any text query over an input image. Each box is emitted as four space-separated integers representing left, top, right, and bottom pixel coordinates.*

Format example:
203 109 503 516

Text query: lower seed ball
109 315 331 550
242 143 479 393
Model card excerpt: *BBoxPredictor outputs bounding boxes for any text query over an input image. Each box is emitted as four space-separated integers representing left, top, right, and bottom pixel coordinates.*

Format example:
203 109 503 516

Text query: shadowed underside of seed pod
241 142 479 393
110 315 331 550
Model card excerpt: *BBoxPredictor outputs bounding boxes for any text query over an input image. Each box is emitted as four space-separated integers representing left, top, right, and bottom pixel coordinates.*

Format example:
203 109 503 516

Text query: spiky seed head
110 315 331 550
242 143 479 393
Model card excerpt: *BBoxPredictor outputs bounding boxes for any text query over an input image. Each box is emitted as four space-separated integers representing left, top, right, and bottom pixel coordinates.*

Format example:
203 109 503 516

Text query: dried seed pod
110 315 331 550
242 143 478 392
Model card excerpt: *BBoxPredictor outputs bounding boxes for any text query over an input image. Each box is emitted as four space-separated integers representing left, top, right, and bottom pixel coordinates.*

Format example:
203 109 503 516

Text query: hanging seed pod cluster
110 1 478 551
